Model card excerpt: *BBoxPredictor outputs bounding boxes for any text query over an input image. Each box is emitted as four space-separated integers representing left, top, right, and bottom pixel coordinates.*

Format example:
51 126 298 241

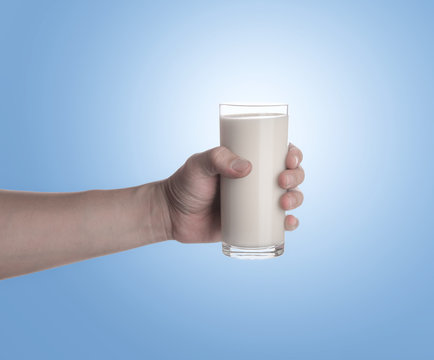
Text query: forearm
0 182 171 279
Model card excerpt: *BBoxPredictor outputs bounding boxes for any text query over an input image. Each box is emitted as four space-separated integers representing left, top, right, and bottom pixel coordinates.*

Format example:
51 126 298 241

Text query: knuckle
186 153 199 169
297 149 304 163
209 146 226 165
297 191 304 205
288 143 298 153
298 166 305 183
209 146 229 171
286 189 303 208
289 144 303 162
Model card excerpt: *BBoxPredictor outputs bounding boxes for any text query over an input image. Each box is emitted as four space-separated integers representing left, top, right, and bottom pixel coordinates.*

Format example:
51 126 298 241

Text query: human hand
160 144 304 243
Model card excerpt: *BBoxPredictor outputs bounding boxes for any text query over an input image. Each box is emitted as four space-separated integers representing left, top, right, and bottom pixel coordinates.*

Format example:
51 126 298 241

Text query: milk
220 112 288 255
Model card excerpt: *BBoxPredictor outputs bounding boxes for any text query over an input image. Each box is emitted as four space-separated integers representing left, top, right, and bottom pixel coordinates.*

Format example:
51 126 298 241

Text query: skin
0 144 304 279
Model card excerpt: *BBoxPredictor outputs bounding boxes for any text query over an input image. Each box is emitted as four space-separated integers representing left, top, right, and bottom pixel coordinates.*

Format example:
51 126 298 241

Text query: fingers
283 144 303 232
278 166 305 190
192 146 252 179
286 143 303 169
285 215 299 231
279 188 304 210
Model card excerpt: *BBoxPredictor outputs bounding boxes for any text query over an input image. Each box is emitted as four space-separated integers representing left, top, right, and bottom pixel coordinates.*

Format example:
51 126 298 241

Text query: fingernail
231 158 250 172
294 156 299 167
285 174 294 188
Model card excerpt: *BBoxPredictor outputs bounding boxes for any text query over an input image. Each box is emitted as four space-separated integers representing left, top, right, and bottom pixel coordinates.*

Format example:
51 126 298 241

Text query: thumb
195 146 252 178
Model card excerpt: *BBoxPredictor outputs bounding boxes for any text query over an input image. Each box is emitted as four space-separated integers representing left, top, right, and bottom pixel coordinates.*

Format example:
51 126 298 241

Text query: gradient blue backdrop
1 1 433 359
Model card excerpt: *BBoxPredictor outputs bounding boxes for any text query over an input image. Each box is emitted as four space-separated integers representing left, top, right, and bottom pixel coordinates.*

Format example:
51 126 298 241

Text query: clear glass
220 103 289 259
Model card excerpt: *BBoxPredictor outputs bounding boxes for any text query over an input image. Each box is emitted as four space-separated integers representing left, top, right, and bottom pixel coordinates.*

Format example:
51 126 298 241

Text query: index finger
286 143 303 169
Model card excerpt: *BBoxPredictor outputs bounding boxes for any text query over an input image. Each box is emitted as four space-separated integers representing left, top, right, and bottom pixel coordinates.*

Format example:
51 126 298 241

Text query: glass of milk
220 103 288 259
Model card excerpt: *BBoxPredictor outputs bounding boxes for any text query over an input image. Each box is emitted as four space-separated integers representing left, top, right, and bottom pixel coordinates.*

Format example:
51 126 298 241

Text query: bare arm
0 144 304 279
0 183 171 279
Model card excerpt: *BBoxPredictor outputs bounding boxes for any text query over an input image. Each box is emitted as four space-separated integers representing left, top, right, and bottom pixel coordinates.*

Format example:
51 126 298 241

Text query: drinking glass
220 103 289 259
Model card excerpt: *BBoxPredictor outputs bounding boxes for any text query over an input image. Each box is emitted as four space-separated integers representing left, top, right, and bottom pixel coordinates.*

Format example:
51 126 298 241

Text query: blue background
1 0 433 359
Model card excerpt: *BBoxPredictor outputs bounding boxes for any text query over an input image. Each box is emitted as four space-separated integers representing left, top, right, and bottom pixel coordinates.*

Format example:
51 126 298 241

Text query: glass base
222 242 284 260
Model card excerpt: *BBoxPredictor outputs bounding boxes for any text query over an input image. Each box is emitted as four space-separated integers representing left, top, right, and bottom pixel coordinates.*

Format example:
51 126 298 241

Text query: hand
160 144 304 243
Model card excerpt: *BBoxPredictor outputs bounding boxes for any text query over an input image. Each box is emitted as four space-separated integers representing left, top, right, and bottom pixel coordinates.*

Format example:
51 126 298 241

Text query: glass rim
220 103 287 107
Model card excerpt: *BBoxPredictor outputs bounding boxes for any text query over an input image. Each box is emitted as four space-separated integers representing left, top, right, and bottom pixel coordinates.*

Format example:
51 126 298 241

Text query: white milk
220 112 288 249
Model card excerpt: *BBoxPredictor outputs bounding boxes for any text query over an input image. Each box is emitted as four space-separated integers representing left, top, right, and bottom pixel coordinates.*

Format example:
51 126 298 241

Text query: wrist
136 181 173 243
